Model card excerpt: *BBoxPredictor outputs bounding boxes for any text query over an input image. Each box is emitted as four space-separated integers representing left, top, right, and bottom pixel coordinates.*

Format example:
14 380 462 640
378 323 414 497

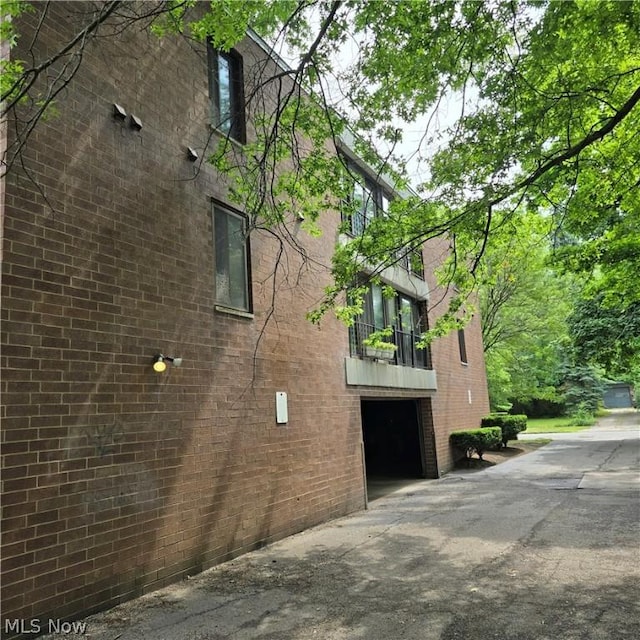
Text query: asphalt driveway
42 410 640 640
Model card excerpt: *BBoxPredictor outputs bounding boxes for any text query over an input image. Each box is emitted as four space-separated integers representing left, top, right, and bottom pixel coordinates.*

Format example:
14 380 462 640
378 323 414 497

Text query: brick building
1 3 489 633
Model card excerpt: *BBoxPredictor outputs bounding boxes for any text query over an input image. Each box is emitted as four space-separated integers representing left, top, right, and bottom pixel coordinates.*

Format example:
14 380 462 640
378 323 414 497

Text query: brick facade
1 3 489 634
423 238 491 474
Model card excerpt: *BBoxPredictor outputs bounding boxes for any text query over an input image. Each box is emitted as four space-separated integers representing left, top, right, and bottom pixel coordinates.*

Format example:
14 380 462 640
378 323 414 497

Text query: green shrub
560 364 605 415
568 403 597 427
450 427 502 460
481 414 528 446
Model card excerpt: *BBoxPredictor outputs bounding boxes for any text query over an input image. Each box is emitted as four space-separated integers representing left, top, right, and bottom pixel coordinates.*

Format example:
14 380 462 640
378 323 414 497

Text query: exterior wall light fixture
152 354 183 372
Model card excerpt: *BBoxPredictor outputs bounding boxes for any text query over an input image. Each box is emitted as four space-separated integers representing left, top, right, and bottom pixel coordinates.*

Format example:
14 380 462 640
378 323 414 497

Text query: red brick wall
1 5 364 629
1 3 489 630
423 238 491 474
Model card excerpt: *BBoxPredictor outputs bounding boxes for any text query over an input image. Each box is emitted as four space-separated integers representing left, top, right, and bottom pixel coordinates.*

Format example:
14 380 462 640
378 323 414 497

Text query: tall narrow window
458 329 468 364
350 180 376 236
208 44 245 143
341 162 388 237
370 284 385 329
214 205 250 311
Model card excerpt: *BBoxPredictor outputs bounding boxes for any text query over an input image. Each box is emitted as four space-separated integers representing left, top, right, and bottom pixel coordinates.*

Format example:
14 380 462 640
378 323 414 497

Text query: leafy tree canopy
479 212 574 408
3 0 640 337
178 0 640 331
568 295 640 382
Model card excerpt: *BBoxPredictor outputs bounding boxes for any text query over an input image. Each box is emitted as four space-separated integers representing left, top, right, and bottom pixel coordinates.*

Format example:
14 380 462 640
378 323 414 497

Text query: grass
525 416 594 434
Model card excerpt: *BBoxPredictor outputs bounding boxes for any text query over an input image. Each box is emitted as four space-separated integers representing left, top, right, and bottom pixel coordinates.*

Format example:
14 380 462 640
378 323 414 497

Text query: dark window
208 45 245 143
214 204 250 311
341 163 423 278
349 285 431 369
350 179 377 236
458 329 468 364
342 164 389 236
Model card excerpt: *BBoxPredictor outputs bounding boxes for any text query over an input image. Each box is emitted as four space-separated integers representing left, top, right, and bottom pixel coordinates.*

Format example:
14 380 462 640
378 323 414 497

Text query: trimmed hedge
481 413 528 446
450 427 502 460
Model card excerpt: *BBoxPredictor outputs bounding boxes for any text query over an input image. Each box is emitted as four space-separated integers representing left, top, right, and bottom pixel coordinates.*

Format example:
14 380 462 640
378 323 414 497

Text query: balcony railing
349 209 369 237
349 321 432 369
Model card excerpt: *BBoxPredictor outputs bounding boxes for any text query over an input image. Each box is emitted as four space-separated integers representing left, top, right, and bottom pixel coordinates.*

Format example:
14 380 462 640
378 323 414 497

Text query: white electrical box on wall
276 392 288 424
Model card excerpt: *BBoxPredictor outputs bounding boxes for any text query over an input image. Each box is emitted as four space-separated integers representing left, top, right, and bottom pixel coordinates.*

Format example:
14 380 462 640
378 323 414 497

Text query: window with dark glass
208 44 245 143
342 163 389 237
350 179 377 236
341 163 424 278
214 204 250 311
458 329 468 364
349 285 431 368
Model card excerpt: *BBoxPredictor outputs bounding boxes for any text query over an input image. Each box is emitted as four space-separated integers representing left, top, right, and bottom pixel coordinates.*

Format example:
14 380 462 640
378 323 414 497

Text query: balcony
345 321 437 391
349 321 431 368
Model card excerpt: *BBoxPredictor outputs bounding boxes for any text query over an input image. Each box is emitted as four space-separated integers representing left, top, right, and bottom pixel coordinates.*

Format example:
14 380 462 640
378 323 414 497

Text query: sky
263 5 470 190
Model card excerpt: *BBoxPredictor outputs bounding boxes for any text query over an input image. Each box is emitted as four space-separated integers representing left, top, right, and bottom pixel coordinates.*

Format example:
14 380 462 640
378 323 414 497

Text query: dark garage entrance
361 400 424 499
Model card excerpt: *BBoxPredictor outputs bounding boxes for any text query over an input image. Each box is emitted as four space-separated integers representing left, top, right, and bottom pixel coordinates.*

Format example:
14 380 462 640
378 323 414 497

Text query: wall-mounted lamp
152 354 183 373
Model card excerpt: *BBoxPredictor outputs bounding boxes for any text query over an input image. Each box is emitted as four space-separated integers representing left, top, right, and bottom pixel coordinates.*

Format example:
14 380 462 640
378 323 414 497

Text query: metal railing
349 321 432 369
349 209 369 237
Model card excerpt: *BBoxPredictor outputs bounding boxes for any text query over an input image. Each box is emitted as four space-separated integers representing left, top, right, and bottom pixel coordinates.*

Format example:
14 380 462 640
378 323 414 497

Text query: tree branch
505 83 640 204
1 1 123 111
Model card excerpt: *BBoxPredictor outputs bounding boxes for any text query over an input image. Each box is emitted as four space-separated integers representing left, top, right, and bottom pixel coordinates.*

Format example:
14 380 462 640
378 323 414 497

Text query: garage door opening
361 399 425 500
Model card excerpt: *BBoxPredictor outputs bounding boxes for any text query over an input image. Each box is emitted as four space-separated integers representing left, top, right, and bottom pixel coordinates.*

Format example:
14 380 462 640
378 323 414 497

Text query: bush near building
450 427 502 461
481 414 528 447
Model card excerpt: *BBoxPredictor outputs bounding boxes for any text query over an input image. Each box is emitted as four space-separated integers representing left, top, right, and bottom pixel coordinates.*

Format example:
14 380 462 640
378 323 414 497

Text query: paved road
43 411 640 640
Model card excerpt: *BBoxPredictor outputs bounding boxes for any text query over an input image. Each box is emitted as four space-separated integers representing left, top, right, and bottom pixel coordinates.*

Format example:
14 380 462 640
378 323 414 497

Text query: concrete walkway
42 411 640 640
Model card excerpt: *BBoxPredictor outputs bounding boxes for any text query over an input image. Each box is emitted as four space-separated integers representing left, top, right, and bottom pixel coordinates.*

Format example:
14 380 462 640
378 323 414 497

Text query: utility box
276 392 288 424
